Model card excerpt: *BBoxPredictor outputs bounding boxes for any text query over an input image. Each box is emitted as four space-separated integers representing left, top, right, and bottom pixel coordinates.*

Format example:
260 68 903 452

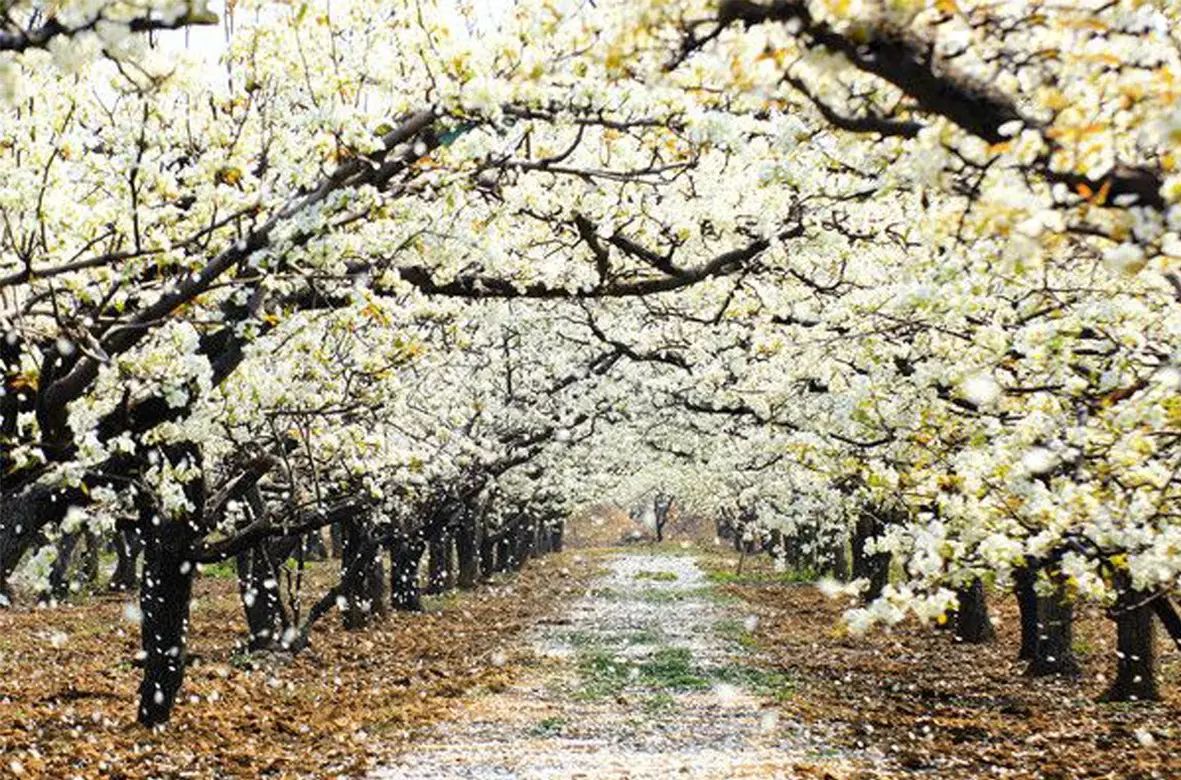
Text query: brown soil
0 552 598 779
706 552 1181 780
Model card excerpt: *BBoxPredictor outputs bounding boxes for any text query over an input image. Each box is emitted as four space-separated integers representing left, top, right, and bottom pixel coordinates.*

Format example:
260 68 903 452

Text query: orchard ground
1 525 1178 778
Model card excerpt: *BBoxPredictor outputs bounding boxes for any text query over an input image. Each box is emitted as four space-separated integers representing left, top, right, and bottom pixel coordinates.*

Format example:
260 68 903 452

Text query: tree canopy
2 0 1179 725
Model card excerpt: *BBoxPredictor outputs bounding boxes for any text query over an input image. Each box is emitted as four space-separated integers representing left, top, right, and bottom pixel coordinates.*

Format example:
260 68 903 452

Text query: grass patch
634 570 679 582
640 647 711 690
574 646 711 700
558 630 601 648
712 662 795 702
422 590 462 610
199 560 237 579
624 627 662 645
706 567 818 586
559 627 662 651
642 691 678 714
715 617 759 650
528 715 567 736
575 649 632 699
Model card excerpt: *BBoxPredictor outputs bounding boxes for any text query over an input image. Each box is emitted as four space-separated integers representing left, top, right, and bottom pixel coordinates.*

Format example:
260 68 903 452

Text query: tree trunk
851 510 890 602
1102 581 1159 702
427 535 449 595
496 536 512 574
1014 564 1039 661
479 531 497 580
340 519 383 628
1026 583 1080 677
136 442 204 727
953 577 995 644
236 544 287 650
136 519 196 726
513 520 533 571
550 523 564 553
328 522 344 559
391 539 425 612
456 517 480 589
42 532 83 603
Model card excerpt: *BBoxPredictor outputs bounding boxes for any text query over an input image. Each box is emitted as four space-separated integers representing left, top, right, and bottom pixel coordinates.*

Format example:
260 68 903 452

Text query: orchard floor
373 551 870 779
2 545 1179 779
377 546 1181 780
0 551 601 778
711 550 1181 780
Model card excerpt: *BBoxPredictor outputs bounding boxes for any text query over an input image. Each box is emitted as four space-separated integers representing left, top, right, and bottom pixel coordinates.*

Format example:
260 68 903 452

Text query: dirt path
373 552 873 779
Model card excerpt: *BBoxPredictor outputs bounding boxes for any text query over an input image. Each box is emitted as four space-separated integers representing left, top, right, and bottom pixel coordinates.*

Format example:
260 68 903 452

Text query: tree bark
456 516 480 589
1102 580 1159 702
136 442 204 727
953 577 995 644
479 530 498 580
1014 564 1039 661
496 536 513 574
851 509 890 601
136 518 196 726
340 519 383 628
42 531 83 603
426 535 450 595
390 539 425 612
328 521 344 559
236 544 287 650
1026 582 1080 677
513 520 533 571
829 531 850 580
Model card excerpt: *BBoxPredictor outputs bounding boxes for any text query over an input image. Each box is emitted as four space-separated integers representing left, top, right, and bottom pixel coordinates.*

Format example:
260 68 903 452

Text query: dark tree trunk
953 577 995 644
1026 583 1080 677
363 537 386 619
427 535 450 595
391 539 425 612
329 522 344 559
1102 581 1159 702
456 518 480 589
479 531 497 580
340 519 384 628
42 531 83 603
550 523 564 553
851 510 890 602
442 535 456 591
136 519 197 726
136 443 205 727
513 520 533 571
80 530 100 584
236 544 287 650
1014 564 1039 661
496 536 512 574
